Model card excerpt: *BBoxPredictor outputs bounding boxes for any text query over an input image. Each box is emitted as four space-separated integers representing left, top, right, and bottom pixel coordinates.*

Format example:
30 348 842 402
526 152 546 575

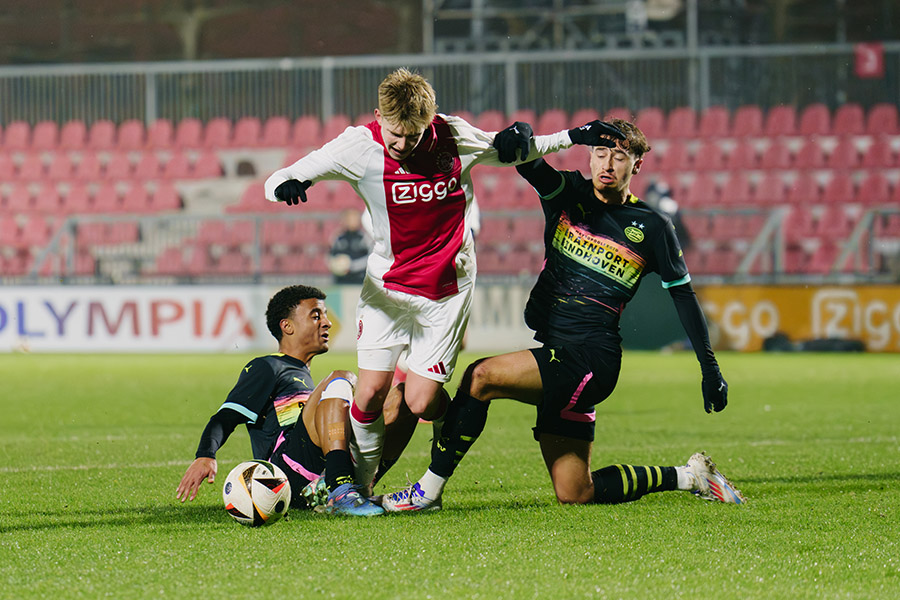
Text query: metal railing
1 43 898 126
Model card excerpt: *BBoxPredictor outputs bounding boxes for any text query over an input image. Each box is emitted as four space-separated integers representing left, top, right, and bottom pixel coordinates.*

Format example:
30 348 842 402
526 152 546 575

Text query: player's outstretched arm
273 179 311 206
176 457 217 502
668 283 728 413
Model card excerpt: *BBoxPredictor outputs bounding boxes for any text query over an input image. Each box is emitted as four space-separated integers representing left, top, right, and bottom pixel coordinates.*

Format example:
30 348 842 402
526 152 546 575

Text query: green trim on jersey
540 171 567 200
220 402 258 424
661 274 692 289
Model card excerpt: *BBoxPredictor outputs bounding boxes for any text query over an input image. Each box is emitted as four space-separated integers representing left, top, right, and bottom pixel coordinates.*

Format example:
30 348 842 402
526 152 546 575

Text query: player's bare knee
464 358 494 400
554 484 593 505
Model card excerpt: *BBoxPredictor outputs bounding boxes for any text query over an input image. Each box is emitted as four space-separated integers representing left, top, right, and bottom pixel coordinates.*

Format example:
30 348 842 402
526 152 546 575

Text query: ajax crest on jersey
222 460 291 526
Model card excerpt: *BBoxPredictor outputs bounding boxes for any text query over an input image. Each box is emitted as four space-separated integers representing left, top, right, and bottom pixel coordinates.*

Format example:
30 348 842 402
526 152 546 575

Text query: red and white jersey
265 114 571 300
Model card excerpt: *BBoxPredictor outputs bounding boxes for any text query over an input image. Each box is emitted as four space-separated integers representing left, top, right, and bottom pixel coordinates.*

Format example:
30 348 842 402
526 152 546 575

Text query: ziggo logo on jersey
391 178 458 204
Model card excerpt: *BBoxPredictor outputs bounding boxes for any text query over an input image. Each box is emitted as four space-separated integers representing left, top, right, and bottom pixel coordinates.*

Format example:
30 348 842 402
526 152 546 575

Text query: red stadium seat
832 103 865 136
697 106 730 138
87 119 117 150
192 151 223 178
59 120 87 150
758 140 793 170
748 172 788 207
46 153 75 181
825 139 861 171
536 109 568 135
782 205 817 246
292 115 322 147
726 140 759 170
6 183 32 212
731 105 763 138
92 183 121 213
854 172 891 207
321 114 351 142
32 183 63 213
104 152 134 180
797 103 831 136
3 121 31 150
681 173 718 207
133 152 162 180
174 118 203 148
17 153 45 181
602 107 632 122
658 145 692 173
866 103 899 135
665 106 698 139
691 140 728 171
19 215 53 247
162 152 192 179
509 109 537 129
475 110 505 132
718 172 753 206
149 182 182 212
635 107 665 139
860 137 895 168
203 117 232 148
0 154 14 180
792 138 827 170
820 173 855 205
117 119 145 150
764 105 797 137
63 183 92 214
146 119 174 149
785 173 821 205
571 108 601 128
232 116 262 147
31 120 59 150
120 183 153 213
260 116 291 147
74 153 103 182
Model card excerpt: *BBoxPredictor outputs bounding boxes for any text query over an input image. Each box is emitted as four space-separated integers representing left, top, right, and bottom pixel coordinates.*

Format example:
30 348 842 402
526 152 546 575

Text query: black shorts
269 411 326 509
530 344 621 443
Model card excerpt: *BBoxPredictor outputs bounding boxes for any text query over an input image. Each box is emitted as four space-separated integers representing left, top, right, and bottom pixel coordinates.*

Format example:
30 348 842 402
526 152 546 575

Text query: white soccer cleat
380 482 442 512
686 452 746 504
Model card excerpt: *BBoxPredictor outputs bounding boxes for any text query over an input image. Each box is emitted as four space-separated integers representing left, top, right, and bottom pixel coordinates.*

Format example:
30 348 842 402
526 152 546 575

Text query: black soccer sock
429 390 490 478
324 449 355 492
371 456 398 486
590 465 678 504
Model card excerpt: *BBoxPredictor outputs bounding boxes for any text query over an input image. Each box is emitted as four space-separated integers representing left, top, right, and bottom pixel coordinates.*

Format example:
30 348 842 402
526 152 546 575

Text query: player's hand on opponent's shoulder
492 121 534 163
176 457 217 502
568 120 625 147
701 369 728 413
274 179 311 205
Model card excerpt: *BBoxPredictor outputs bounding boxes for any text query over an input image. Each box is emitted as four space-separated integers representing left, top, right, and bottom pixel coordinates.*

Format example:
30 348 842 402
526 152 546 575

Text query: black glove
567 120 625 147
701 371 728 413
274 179 311 205
492 121 534 163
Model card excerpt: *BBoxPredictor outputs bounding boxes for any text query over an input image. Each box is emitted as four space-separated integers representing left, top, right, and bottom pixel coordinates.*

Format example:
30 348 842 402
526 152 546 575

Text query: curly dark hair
607 118 651 158
265 285 326 341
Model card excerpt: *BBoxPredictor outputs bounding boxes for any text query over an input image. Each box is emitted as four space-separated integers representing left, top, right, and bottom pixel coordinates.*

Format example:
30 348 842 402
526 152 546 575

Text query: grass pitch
1 351 898 599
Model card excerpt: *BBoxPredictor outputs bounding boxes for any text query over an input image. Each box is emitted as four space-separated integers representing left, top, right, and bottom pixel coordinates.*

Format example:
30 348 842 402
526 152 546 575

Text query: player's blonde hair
377 68 438 132
608 118 651 158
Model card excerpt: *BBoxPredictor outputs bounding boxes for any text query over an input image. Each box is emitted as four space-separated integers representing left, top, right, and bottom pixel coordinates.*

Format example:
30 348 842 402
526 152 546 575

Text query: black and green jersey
196 353 315 460
522 166 689 349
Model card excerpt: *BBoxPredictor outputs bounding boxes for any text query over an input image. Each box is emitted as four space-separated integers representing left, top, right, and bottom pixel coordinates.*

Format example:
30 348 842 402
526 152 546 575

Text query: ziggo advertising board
698 285 900 352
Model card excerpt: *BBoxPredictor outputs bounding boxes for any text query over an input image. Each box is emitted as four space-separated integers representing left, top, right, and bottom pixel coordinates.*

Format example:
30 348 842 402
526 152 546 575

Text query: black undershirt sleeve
195 408 247 459
668 283 720 376
515 158 565 197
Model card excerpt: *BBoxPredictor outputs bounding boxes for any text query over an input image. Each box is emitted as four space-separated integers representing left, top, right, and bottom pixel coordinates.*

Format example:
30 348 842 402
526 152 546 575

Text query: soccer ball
222 460 291 526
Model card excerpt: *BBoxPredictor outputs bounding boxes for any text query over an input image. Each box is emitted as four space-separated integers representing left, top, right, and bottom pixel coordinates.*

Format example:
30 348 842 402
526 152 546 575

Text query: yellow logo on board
624 226 644 243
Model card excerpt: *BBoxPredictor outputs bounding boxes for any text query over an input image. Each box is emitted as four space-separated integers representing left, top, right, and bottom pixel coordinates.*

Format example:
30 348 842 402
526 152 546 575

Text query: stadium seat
260 116 291 147
3 121 31 150
697 106 730 138
806 241 840 274
536 108 568 135
703 249 741 276
32 183 63 213
149 182 182 211
792 138 827 170
231 116 262 147
854 172 891 207
509 109 537 130
832 103 865 136
321 114 351 142
6 183 32 212
635 107 665 139
570 108 601 128
197 220 229 245
59 120 87 150
785 173 822 205
17 153 45 181
162 152 192 179
815 205 854 238
292 115 322 147
104 152 134 180
726 139 759 170
31 120 59 151
63 183 92 214
92 183 121 213
781 205 818 246
820 173 855 205
46 153 75 181
146 119 174 149
192 151 223 178
718 172 753 206
87 119 117 150
74 152 103 181
860 137 895 168
0 154 14 179
665 106 698 139
174 118 203 148
748 172 788 207
692 140 728 171
866 103 898 135
203 117 232 148
825 138 861 171
120 183 152 213
133 152 162 180
19 215 52 247
353 112 373 127
680 173 718 207
758 140 793 170
475 110 505 132
601 107 631 122
797 103 831 136
764 105 797 137
731 105 764 138
117 119 145 150
657 144 692 173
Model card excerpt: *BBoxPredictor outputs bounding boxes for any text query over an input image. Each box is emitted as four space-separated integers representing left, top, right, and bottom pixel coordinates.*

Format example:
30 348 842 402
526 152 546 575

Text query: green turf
1 351 898 599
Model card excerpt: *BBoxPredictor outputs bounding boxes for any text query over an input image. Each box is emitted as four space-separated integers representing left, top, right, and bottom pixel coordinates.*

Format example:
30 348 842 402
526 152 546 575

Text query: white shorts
355 278 472 383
